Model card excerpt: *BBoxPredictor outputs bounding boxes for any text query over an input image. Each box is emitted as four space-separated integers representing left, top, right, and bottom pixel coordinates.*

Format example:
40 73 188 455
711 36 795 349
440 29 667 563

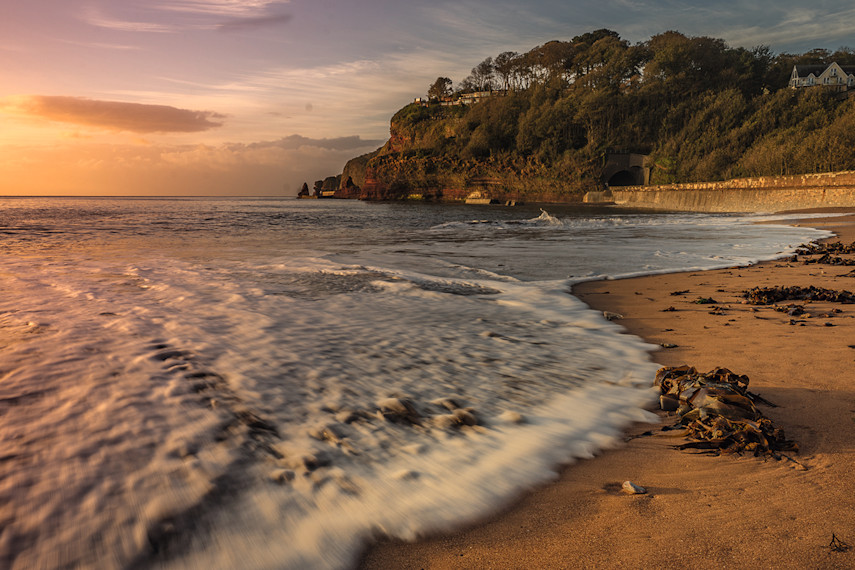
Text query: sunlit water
0 197 831 569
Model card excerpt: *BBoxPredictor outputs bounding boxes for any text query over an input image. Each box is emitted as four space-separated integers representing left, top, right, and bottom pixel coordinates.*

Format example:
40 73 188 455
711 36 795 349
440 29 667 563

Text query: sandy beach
360 210 855 569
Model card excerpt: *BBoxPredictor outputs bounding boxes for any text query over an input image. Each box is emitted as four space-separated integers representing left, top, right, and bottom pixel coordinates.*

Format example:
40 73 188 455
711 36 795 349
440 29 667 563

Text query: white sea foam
0 198 836 569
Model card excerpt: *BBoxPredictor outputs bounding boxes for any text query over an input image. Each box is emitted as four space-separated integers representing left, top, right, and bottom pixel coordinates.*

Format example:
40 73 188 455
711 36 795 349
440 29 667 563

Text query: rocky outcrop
339 155 590 203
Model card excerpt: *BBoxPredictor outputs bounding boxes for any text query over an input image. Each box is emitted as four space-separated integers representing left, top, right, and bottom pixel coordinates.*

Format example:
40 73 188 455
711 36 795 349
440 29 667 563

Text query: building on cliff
789 62 855 91
414 90 507 107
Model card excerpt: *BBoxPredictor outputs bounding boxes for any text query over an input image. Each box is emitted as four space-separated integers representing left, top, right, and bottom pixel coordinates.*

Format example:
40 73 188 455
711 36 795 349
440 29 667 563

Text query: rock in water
622 480 647 494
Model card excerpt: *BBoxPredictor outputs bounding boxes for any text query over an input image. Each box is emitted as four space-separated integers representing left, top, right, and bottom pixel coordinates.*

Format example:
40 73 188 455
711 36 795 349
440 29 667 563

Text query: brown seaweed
655 366 796 457
742 285 855 305
795 241 855 255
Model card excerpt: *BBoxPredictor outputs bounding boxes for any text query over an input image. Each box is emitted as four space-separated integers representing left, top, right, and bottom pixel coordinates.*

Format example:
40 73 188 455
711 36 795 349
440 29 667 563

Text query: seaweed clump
793 241 855 266
795 241 855 255
742 285 855 305
655 366 797 457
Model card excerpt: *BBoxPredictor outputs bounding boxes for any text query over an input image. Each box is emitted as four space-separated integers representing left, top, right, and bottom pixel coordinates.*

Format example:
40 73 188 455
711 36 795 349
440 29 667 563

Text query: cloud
81 6 176 33
216 13 292 31
246 135 385 151
0 96 226 134
153 0 292 31
159 0 289 17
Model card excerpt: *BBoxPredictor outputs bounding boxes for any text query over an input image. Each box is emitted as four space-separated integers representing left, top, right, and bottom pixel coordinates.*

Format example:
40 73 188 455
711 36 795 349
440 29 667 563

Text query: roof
793 63 855 77
793 64 827 76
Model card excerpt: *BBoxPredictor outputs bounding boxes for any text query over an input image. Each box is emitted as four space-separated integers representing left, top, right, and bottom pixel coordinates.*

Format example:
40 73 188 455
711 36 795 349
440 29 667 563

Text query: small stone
288 452 331 472
377 397 421 424
335 410 359 424
622 480 647 494
269 469 296 484
377 397 410 415
432 414 460 429
307 424 346 443
430 397 460 411
393 469 420 481
603 311 624 321
661 343 678 349
498 410 526 424
452 408 478 426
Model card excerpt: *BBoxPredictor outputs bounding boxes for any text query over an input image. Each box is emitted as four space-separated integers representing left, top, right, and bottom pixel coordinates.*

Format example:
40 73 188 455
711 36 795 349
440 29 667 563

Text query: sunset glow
1 0 852 195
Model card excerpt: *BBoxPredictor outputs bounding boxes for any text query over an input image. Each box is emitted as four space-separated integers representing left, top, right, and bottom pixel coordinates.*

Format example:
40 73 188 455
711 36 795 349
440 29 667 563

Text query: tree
494 51 519 91
428 77 452 100
470 57 495 91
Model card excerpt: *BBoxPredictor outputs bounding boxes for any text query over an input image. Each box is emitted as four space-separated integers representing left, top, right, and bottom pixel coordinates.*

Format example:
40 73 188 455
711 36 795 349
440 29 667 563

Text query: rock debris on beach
655 365 798 457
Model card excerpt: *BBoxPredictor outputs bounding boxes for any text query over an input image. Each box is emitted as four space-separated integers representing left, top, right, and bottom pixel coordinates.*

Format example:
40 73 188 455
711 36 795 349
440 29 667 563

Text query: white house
790 62 855 91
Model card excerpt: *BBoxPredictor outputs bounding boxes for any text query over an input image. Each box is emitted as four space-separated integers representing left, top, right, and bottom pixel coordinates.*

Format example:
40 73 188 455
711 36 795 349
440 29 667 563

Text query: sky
0 1 852 196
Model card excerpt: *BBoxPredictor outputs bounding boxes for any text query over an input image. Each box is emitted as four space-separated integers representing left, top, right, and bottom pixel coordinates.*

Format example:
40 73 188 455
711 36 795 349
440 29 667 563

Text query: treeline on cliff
342 29 855 201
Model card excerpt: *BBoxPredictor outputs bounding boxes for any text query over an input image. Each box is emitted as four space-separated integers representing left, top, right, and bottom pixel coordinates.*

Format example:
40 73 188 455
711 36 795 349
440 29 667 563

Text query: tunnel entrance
607 169 638 187
602 153 649 187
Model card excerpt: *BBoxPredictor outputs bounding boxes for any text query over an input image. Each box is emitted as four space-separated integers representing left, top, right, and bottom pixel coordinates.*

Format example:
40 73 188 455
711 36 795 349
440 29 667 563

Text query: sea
0 197 832 569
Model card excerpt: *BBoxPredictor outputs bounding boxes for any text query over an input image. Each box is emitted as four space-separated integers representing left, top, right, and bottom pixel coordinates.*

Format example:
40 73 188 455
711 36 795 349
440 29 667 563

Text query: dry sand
360 211 855 569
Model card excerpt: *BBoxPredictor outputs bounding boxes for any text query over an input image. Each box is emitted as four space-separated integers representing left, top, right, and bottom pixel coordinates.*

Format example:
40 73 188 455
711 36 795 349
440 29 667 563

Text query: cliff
335 29 855 203
338 98 598 202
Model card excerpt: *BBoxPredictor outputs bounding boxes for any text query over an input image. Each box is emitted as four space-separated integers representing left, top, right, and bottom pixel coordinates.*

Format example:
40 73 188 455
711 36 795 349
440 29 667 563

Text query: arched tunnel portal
602 153 649 187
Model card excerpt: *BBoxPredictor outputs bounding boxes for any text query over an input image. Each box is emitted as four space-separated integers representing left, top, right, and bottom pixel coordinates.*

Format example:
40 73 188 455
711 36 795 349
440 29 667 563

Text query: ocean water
0 197 832 569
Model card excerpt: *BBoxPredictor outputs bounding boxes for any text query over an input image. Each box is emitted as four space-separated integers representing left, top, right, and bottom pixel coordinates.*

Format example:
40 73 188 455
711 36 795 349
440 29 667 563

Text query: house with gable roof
790 62 855 91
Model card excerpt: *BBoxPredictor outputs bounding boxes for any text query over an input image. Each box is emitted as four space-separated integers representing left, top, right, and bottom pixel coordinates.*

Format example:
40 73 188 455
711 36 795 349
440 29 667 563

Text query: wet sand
360 210 855 569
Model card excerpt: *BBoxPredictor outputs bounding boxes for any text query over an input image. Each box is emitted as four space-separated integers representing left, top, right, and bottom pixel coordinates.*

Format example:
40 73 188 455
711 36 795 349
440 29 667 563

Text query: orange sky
1 0 851 196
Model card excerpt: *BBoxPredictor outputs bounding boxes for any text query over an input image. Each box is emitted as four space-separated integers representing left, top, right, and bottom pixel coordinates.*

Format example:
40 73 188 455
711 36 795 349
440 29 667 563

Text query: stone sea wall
609 171 855 212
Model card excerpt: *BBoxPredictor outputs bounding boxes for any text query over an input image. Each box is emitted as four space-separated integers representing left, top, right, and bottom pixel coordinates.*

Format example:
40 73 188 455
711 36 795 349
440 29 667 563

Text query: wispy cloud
158 0 289 17
0 96 226 134
59 39 141 51
154 0 292 31
216 13 292 31
81 6 176 33
721 5 855 51
244 135 385 152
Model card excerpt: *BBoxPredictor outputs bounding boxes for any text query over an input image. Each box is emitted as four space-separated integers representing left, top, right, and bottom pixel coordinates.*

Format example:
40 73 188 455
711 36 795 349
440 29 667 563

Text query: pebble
603 311 624 321
376 397 411 415
430 397 460 411
306 424 347 443
622 480 647 494
393 469 420 481
432 414 460 429
269 469 296 484
498 410 526 424
335 410 359 424
376 397 421 424
452 408 478 426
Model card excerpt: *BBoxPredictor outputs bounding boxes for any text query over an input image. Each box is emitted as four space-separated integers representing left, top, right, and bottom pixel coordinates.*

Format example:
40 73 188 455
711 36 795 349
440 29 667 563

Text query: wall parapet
611 171 855 212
